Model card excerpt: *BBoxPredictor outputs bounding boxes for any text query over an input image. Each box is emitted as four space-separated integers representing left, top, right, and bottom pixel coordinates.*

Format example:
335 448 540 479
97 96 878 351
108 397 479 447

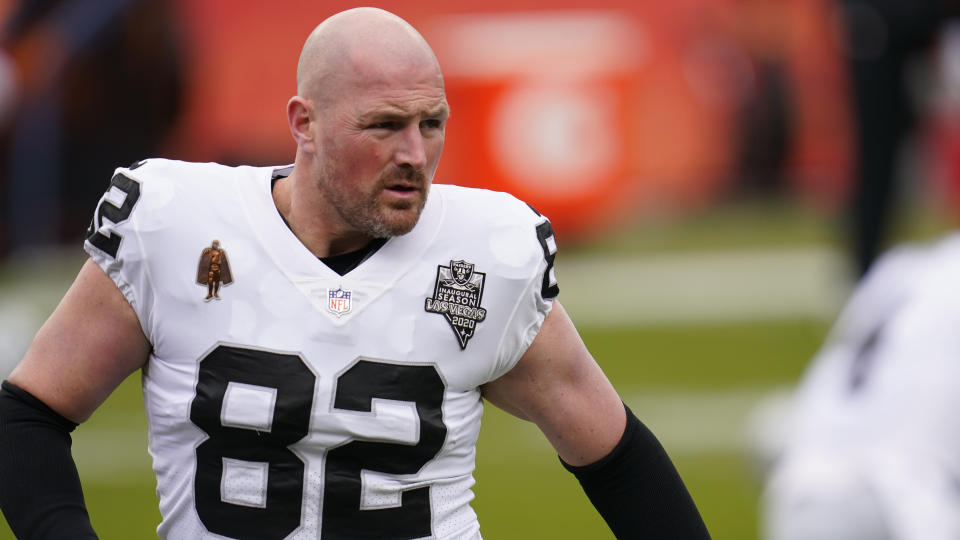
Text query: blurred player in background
0 0 183 255
839 0 960 277
761 231 960 540
0 7 710 539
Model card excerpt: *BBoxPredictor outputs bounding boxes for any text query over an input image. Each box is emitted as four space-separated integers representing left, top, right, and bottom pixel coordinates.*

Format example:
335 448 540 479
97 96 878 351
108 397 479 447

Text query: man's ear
287 96 315 152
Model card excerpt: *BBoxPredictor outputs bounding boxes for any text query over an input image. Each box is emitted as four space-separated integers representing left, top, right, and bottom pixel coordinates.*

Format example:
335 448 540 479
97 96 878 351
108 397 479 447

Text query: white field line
0 246 850 377
558 246 851 327
480 386 790 468
69 387 791 482
623 387 792 459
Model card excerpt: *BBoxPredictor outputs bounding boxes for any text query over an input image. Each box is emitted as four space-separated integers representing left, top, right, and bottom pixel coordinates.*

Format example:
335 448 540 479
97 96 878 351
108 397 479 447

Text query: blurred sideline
560 246 847 327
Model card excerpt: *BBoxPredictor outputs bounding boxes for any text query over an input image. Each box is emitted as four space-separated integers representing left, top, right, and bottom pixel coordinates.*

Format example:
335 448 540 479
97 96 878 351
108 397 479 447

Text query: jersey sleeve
82 160 154 340
490 202 559 380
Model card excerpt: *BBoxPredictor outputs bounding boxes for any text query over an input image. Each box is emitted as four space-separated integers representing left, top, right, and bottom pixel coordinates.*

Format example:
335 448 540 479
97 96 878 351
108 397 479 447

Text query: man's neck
271 168 373 258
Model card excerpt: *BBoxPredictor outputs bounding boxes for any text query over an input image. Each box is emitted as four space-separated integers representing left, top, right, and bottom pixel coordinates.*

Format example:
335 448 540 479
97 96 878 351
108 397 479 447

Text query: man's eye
369 121 399 130
421 119 443 130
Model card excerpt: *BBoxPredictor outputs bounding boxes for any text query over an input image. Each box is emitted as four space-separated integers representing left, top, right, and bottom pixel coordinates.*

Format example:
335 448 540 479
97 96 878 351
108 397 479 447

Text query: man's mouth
381 181 424 207
381 169 428 203
386 183 418 193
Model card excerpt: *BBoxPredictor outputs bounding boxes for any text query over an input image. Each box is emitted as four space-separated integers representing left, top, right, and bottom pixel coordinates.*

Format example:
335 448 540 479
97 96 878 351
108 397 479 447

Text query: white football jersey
83 159 557 540
765 235 960 540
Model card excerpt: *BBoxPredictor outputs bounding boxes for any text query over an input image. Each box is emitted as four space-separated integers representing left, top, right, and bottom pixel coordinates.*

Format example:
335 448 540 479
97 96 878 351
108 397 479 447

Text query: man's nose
395 124 427 170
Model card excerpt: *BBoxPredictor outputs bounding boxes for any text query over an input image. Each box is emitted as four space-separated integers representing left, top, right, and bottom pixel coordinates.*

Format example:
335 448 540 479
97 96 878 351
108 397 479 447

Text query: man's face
314 58 448 239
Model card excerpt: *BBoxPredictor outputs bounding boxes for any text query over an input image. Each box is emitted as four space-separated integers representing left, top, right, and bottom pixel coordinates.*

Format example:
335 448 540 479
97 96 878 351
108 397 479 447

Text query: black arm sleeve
0 380 98 539
561 404 711 539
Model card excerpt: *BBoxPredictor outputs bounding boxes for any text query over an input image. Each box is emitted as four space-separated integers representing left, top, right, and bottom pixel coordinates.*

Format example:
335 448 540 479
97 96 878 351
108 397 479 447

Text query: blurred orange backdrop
166 0 852 241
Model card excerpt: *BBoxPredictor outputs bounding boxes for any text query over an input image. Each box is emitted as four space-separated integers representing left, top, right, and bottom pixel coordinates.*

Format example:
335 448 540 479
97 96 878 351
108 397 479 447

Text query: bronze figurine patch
197 240 233 301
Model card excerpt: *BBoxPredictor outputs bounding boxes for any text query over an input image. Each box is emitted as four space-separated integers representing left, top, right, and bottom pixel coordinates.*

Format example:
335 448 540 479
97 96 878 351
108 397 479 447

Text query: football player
761 234 960 540
0 8 710 539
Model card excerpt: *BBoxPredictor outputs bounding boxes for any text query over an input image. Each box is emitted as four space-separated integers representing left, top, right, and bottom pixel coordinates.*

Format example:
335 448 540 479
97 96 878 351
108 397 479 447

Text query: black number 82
189 345 447 540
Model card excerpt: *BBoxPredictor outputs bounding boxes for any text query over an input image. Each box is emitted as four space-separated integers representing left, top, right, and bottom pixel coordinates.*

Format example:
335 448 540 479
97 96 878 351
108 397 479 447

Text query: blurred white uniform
763 234 960 540
83 159 556 540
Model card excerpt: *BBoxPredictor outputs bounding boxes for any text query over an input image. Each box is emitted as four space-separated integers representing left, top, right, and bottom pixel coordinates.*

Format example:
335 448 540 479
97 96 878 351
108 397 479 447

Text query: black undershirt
318 238 387 275
271 168 386 276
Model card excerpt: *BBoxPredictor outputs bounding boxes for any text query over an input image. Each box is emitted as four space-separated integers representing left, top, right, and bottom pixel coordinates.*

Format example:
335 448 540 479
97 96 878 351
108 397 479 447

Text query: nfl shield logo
327 287 352 317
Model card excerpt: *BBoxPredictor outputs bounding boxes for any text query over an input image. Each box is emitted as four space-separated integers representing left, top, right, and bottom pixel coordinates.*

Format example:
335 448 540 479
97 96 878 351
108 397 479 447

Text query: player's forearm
562 404 711 539
0 380 98 539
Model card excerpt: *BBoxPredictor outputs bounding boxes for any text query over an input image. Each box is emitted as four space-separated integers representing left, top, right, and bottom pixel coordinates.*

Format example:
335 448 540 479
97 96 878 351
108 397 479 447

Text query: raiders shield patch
425 260 487 349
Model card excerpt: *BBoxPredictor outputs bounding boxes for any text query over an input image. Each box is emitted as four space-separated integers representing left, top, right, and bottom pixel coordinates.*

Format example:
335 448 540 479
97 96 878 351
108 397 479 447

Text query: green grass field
0 198 948 539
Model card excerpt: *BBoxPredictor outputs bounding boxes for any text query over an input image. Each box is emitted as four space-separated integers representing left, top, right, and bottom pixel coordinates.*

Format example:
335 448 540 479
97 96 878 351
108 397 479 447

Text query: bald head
296 8 442 105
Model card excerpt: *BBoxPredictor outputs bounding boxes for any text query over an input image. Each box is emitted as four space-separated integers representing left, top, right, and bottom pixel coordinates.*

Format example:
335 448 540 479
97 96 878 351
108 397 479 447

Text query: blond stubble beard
317 164 430 239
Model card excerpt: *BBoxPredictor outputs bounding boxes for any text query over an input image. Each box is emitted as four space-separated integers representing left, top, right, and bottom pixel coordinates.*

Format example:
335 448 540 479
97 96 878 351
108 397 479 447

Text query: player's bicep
8 258 150 423
482 301 625 466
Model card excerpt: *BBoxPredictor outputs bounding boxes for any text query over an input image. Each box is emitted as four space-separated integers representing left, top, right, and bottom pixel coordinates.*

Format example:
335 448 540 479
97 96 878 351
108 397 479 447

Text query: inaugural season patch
425 260 487 349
